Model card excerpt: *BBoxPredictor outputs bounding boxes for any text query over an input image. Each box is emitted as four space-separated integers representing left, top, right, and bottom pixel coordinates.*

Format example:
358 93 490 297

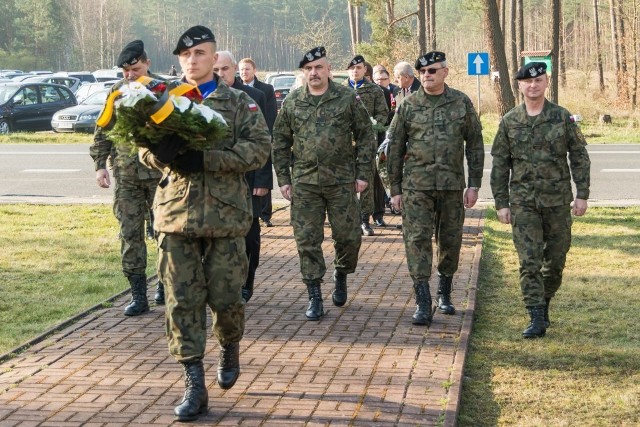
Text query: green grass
0 204 157 355
459 207 640 427
0 132 93 144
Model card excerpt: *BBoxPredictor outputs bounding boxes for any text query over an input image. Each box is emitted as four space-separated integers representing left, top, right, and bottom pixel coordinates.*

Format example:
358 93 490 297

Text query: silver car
51 89 108 133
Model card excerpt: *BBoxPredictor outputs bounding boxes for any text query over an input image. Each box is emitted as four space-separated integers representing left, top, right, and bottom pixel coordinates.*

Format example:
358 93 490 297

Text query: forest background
0 0 638 121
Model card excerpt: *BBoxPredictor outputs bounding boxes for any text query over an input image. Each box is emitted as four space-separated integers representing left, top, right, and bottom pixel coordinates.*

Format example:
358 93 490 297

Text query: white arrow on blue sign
467 52 490 76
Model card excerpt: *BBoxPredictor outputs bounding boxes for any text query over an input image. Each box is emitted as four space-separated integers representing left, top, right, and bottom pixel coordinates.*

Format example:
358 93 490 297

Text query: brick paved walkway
0 207 484 427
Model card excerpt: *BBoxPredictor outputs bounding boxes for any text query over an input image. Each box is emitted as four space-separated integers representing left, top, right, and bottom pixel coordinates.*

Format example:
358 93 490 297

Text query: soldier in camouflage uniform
273 46 375 321
343 55 389 235
90 40 165 317
490 62 591 339
139 26 270 421
387 51 484 326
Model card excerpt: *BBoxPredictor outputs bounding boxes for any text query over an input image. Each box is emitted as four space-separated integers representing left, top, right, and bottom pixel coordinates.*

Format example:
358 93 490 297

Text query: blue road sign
468 52 490 76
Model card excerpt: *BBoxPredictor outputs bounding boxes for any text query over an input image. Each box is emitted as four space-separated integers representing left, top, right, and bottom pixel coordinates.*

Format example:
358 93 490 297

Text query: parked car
51 89 108 133
93 68 123 82
0 70 24 78
74 81 118 103
272 75 296 111
22 75 82 93
0 82 77 133
265 72 295 86
331 72 349 85
28 71 54 75
53 71 96 84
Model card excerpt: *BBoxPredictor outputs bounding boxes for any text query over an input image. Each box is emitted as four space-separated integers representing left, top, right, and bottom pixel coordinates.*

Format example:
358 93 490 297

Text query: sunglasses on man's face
420 67 444 75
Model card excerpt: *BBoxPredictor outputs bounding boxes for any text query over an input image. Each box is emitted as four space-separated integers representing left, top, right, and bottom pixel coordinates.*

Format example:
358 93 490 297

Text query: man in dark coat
214 51 273 303
239 57 277 228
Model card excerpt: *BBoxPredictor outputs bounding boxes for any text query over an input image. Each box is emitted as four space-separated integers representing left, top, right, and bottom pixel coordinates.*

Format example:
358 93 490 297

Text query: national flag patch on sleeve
248 103 259 112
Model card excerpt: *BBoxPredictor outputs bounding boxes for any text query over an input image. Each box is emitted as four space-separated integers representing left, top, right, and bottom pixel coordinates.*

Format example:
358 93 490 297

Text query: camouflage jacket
139 77 271 238
386 84 484 196
490 100 591 209
272 80 375 187
89 72 163 180
342 80 389 132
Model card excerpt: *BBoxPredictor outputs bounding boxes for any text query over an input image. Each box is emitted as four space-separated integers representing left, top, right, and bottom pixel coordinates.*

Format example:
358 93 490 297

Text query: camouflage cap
299 46 326 68
415 51 446 70
515 62 547 80
173 25 216 55
117 40 145 68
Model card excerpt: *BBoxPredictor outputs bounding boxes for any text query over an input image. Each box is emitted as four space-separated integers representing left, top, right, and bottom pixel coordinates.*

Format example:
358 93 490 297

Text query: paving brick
0 208 484 426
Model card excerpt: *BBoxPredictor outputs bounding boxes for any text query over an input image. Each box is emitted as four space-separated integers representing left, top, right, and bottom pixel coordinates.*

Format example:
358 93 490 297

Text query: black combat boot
305 282 324 321
412 282 433 326
522 306 547 338
174 359 208 421
361 222 374 236
436 275 456 315
241 282 253 303
332 270 348 307
154 281 165 305
123 274 149 316
217 342 240 390
544 297 551 328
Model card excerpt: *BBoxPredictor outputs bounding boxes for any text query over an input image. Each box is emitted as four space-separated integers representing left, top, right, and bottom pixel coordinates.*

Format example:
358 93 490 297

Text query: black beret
415 51 446 70
298 46 326 68
347 55 365 70
117 40 145 68
515 62 547 80
173 25 216 55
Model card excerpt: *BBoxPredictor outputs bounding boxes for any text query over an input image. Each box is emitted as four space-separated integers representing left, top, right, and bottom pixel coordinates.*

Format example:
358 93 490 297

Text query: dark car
272 75 296 112
0 82 77 134
51 89 108 133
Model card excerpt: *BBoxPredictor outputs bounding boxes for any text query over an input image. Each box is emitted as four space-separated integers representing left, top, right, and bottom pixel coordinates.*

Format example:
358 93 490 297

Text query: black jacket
232 77 274 217
251 78 277 133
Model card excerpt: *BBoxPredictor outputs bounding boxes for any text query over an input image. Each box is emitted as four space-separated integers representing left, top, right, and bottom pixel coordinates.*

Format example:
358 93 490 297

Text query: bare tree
616 0 629 101
549 0 560 103
418 0 426 52
593 0 605 92
483 0 515 116
509 0 519 101
517 0 524 66
429 0 436 49
632 0 639 107
609 0 622 98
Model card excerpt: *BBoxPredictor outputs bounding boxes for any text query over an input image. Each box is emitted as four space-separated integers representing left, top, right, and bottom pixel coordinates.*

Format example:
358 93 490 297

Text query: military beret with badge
515 62 547 80
117 40 145 68
173 25 216 55
347 55 365 70
415 51 446 70
298 46 327 68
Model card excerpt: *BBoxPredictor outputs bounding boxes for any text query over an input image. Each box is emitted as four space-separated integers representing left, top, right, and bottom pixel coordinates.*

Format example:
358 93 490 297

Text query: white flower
117 81 157 107
370 117 377 125
191 102 227 126
171 95 191 113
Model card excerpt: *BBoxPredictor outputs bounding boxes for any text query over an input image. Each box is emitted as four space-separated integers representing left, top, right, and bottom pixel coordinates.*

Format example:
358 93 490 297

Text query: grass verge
459 207 640 426
0 132 93 144
0 204 157 355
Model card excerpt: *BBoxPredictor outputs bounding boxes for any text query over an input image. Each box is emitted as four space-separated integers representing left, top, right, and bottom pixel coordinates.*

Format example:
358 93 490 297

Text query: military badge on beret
299 46 327 68
173 25 216 55
515 62 547 80
414 51 446 70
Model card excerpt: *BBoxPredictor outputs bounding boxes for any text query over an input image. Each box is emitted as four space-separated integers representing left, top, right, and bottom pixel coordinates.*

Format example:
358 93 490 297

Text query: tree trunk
632 0 638 108
429 0 436 49
559 1 566 88
510 0 519 101
483 0 516 116
348 2 357 54
516 0 524 66
418 0 426 53
609 0 622 97
594 0 605 92
549 0 560 103
500 0 506 43
617 0 629 101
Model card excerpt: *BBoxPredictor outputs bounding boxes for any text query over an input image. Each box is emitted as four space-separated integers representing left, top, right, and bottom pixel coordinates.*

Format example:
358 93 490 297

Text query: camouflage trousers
157 233 247 363
510 204 572 307
291 182 362 284
401 189 464 282
358 159 376 220
113 175 157 277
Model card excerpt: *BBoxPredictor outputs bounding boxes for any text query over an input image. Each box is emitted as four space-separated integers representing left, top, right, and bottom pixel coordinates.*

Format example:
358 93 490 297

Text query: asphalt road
0 143 639 205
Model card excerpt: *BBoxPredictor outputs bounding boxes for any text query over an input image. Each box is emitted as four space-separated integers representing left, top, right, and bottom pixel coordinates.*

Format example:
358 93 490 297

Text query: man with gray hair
393 61 421 107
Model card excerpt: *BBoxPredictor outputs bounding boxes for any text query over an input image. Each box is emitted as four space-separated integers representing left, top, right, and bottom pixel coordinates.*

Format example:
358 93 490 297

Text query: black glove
148 134 183 164
172 150 204 174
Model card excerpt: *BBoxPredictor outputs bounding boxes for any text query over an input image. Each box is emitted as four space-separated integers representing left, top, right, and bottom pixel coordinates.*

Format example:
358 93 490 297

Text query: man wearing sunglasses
386 51 484 326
